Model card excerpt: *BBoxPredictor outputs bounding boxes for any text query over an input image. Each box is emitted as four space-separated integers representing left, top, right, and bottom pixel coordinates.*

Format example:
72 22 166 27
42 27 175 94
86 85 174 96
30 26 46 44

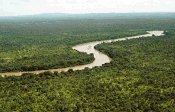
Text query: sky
0 0 175 16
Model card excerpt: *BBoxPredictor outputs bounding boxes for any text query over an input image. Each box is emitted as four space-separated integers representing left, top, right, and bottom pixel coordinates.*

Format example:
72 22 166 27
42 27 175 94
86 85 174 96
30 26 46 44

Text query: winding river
0 31 164 76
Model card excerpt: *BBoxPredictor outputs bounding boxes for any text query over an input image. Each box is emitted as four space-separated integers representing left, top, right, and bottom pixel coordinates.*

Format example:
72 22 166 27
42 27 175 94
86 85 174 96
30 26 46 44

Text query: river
0 31 164 76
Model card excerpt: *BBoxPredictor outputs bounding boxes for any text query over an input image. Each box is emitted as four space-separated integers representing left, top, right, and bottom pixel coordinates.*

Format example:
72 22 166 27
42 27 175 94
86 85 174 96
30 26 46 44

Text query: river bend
0 31 164 76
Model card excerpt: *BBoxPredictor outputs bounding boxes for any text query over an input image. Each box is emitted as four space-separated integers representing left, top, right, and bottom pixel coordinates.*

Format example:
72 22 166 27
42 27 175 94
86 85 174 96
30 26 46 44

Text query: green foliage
0 48 95 72
0 13 175 111
0 16 150 72
1 31 174 111
1 13 175 72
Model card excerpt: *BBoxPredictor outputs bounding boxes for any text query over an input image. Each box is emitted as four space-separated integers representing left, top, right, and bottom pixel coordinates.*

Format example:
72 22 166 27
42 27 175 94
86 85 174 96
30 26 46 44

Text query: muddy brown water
0 31 164 76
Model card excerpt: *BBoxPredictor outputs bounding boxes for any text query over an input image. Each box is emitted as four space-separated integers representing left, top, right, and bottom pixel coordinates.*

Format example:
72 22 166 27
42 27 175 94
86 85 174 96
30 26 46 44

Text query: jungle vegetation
1 13 175 72
0 13 175 111
0 13 156 72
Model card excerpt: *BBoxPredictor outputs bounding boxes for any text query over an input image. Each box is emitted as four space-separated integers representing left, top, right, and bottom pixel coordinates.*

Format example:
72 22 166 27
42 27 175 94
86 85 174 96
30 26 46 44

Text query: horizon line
0 12 175 17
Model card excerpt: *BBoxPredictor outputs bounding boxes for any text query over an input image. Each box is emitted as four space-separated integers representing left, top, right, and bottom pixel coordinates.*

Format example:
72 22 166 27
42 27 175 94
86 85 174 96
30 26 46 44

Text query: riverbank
0 31 164 76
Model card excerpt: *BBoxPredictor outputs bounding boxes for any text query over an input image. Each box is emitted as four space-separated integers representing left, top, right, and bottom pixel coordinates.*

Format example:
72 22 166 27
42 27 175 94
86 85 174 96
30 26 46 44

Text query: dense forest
0 13 175 111
0 14 155 72
1 13 175 72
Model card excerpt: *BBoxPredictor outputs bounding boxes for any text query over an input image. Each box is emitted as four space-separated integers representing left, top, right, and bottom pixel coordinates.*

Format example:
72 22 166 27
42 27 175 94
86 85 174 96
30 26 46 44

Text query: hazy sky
0 0 174 16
